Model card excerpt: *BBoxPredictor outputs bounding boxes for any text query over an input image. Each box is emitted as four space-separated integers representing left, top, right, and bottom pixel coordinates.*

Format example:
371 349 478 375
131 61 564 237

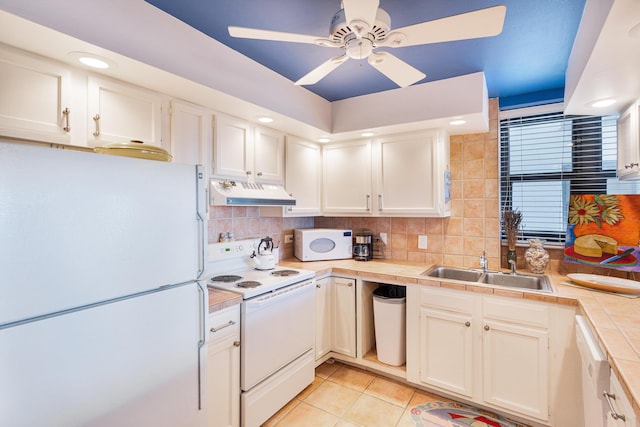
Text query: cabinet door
332 277 356 357
322 141 373 215
617 102 640 178
87 76 163 147
0 47 72 144
419 307 474 398
482 319 549 421
254 126 284 184
314 277 332 360
169 100 211 172
606 372 637 427
378 131 448 216
213 115 253 180
284 137 322 216
207 307 240 427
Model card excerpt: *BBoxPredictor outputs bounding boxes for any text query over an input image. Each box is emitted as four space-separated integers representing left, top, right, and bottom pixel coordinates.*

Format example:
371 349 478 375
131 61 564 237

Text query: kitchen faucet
479 250 488 273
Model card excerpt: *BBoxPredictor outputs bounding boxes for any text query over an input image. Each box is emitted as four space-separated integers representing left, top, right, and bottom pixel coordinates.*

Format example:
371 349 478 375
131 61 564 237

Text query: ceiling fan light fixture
345 34 374 59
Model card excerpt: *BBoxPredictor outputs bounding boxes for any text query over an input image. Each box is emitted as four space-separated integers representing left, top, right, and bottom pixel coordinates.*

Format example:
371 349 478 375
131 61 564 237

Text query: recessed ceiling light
450 119 466 125
318 137 331 143
68 52 113 69
361 132 374 137
257 116 273 123
590 98 616 108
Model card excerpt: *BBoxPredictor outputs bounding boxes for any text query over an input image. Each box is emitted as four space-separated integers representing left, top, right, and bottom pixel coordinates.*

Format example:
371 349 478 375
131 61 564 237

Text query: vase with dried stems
502 209 522 268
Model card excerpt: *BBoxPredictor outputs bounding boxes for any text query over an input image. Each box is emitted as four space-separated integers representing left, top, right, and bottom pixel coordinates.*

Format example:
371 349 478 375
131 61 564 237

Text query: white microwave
294 229 353 261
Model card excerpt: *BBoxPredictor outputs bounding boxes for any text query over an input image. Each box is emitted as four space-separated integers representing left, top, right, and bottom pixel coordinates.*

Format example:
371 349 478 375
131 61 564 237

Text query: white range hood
209 178 295 206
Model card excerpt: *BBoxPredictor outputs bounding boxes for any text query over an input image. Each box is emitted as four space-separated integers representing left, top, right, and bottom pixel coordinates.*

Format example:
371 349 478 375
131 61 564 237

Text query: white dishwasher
576 315 610 427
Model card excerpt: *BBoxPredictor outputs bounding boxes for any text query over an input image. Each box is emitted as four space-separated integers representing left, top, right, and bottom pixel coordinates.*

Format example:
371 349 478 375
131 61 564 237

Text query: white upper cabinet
377 130 450 216
322 140 373 215
283 136 322 216
0 46 73 144
87 76 164 148
212 114 284 184
254 126 285 184
169 99 212 173
617 100 640 179
322 130 450 217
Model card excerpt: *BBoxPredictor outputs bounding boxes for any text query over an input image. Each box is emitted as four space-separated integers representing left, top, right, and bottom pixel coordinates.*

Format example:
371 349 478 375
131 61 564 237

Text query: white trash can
373 285 406 366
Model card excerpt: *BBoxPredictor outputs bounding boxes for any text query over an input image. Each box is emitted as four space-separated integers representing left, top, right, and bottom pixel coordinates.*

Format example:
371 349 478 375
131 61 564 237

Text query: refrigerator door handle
197 281 206 410
196 165 206 278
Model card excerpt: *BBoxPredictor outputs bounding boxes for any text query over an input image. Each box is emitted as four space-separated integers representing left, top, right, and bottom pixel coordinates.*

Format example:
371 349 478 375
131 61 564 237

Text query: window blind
499 110 636 246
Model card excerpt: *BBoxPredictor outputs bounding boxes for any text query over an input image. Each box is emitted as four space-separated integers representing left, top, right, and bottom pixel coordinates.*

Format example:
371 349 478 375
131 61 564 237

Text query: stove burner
237 281 262 288
210 275 242 283
270 270 300 277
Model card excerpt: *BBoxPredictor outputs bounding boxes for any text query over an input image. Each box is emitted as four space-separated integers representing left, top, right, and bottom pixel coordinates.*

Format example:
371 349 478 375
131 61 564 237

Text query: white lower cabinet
207 305 240 427
408 286 550 423
314 276 356 361
606 371 638 427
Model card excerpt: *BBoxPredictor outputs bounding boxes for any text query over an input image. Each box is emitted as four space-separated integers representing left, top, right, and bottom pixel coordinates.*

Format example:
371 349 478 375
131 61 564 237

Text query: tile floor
262 360 453 427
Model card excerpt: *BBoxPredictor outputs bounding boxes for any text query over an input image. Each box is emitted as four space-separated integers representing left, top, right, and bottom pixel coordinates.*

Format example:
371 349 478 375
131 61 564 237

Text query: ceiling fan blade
295 55 349 86
382 5 506 48
367 52 425 87
229 26 335 46
342 0 380 37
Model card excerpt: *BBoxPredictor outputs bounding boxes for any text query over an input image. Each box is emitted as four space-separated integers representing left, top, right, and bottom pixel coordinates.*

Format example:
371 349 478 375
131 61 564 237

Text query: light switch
418 235 428 249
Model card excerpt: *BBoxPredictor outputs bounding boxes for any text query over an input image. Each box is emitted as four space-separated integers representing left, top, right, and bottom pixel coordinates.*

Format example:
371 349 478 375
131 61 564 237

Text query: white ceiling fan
228 0 506 88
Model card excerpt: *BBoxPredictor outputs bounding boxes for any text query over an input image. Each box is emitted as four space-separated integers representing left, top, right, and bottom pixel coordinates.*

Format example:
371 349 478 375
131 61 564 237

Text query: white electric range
204 238 316 427
205 238 315 299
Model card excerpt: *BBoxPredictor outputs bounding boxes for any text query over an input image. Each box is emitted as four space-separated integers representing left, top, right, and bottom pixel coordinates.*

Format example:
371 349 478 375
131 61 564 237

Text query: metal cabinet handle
62 108 70 132
233 341 240 347
484 325 490 331
603 392 626 421
366 194 371 211
378 194 382 211
316 284 321 288
625 162 639 169
465 321 471 327
210 320 236 333
257 171 263 176
92 114 100 137
246 170 252 176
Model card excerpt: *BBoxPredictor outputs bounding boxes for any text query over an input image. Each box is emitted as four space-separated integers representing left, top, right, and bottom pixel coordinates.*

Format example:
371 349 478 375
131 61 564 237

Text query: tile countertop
275 258 640 421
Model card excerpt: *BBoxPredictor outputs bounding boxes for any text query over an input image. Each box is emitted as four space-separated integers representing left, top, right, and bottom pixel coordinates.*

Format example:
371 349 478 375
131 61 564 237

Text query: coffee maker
353 232 373 261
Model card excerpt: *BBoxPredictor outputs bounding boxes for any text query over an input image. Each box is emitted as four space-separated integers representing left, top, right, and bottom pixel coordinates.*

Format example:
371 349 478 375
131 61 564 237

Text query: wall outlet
379 232 387 245
284 234 293 244
418 235 428 249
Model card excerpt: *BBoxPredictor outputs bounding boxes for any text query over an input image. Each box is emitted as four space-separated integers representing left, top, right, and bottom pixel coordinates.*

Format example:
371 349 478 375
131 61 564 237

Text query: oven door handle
245 280 313 308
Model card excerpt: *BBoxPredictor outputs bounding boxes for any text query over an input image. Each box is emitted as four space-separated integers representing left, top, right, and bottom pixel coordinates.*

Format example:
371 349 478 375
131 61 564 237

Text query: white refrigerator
0 142 208 427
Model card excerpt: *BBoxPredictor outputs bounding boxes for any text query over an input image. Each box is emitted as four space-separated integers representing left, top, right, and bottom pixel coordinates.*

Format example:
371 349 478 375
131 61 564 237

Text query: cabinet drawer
208 305 240 342
420 286 475 313
483 296 548 328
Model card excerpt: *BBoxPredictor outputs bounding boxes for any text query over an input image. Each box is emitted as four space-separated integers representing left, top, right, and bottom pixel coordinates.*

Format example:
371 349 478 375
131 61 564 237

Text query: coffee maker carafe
353 233 373 261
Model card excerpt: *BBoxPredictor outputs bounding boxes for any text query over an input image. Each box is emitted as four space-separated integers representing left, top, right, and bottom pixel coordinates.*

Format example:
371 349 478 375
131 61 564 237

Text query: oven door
240 279 314 390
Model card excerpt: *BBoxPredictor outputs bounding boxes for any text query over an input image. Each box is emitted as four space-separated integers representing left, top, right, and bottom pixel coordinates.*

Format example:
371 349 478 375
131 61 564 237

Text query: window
499 107 633 246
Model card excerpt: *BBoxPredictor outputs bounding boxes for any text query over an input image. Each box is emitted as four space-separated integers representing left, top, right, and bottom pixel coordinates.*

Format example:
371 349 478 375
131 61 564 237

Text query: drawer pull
234 341 240 347
603 391 626 421
210 320 236 333
465 321 471 327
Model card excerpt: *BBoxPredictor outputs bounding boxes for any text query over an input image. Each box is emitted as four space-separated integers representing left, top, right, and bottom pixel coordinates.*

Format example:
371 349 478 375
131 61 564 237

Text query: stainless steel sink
479 272 553 292
422 266 483 282
422 266 552 293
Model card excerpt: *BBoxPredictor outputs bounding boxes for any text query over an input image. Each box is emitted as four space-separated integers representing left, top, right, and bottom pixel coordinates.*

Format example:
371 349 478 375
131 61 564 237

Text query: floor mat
410 401 528 427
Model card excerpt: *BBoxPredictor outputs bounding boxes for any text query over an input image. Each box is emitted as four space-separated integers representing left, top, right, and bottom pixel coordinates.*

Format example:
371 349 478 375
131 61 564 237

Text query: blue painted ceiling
145 0 586 106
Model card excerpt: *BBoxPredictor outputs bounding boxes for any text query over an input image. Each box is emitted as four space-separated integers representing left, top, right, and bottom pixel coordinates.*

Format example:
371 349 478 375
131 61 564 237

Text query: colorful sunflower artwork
565 194 640 271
